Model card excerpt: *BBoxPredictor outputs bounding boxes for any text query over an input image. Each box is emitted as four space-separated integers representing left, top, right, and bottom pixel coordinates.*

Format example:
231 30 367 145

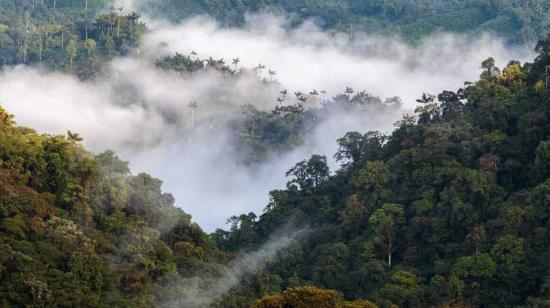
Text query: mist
0 13 534 231
162 226 310 307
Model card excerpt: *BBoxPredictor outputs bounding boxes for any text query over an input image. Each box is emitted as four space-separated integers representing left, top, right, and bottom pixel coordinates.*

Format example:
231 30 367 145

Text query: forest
0 35 548 307
0 0 548 79
212 38 550 307
0 0 549 307
133 0 550 44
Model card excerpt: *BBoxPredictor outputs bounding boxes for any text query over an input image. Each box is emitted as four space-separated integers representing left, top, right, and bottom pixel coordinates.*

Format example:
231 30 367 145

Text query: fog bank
0 14 533 231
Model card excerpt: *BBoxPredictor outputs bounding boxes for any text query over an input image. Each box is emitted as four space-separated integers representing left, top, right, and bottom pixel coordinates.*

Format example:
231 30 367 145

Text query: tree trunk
388 241 392 268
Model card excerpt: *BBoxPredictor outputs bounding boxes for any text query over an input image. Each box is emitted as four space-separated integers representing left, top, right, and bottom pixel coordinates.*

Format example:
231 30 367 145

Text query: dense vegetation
251 286 377 308
142 0 549 44
0 106 230 306
213 36 550 307
0 0 548 80
1 1 550 307
157 52 402 163
3 33 547 307
0 0 144 78
236 91 401 163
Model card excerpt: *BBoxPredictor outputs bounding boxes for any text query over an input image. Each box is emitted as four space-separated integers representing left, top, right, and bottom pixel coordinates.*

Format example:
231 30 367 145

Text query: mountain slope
141 0 549 44
0 106 228 306
215 35 550 307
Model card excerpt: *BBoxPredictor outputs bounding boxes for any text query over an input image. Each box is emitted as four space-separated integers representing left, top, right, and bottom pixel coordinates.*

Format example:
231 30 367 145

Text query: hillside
0 1 549 307
0 0 143 78
0 106 230 306
140 0 549 44
214 35 550 307
0 0 548 80
0 34 548 307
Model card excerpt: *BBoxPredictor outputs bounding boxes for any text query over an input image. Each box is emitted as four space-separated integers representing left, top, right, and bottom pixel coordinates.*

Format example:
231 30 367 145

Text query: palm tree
268 69 276 81
344 87 354 110
128 12 140 25
546 65 550 88
232 57 240 67
319 90 328 108
206 57 216 68
344 86 354 99
189 101 198 128
256 63 266 75
416 93 435 104
0 106 14 126
67 130 83 142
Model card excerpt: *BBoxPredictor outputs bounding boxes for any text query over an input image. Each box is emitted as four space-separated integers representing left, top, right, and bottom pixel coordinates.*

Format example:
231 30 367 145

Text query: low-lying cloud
143 14 532 105
0 13 533 231
163 226 310 307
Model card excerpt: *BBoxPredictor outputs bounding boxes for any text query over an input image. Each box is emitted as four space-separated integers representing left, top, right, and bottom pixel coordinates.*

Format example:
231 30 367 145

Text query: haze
0 13 533 231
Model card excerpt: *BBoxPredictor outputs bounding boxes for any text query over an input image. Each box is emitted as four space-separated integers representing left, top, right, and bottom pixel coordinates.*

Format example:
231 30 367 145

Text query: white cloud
0 14 534 231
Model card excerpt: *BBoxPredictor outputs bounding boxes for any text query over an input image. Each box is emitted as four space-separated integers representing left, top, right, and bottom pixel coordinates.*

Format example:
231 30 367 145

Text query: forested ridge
215 36 550 307
0 0 143 78
0 0 549 307
0 0 548 80
141 0 549 44
0 34 549 306
0 105 234 306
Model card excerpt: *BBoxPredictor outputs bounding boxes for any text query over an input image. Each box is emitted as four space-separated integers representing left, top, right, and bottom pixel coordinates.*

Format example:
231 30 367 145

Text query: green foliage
140 0 549 44
0 108 227 306
0 2 549 305
216 34 550 307
0 2 144 78
252 286 377 308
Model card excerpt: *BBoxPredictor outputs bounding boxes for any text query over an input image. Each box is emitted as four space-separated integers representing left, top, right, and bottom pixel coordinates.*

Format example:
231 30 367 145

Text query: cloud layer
0 14 533 231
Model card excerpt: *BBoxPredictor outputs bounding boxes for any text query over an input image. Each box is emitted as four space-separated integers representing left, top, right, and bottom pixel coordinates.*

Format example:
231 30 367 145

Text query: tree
105 36 115 59
84 38 96 57
252 286 376 308
368 204 404 268
378 270 423 306
0 105 14 126
66 39 77 66
286 155 329 190
339 195 367 237
189 101 198 128
353 161 390 207
535 140 550 180
480 57 501 81
335 132 386 167
450 253 496 305
67 130 83 142
490 235 526 305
